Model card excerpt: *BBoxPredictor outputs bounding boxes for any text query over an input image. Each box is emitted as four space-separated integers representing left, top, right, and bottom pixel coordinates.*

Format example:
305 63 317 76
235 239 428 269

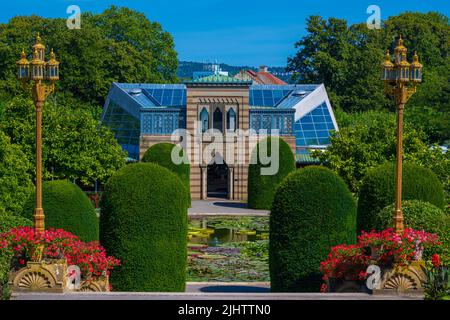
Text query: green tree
0 96 126 186
0 6 178 105
0 131 33 215
312 110 449 194
287 12 450 143
248 137 296 209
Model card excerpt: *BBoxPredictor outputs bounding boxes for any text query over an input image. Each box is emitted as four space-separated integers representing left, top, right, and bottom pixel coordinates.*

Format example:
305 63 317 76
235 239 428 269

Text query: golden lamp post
381 35 423 235
16 33 60 234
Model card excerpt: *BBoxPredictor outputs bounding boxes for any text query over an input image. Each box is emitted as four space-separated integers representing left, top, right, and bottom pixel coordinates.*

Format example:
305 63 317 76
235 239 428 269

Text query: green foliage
288 12 450 143
422 265 450 300
377 201 450 264
100 163 188 292
313 110 450 194
270 166 357 292
0 213 32 300
20 180 99 242
0 6 178 105
248 137 296 209
357 162 445 233
141 143 190 205
0 131 33 215
0 96 126 186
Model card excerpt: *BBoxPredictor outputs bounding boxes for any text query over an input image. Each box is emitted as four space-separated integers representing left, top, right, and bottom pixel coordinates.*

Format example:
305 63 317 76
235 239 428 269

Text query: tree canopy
0 96 126 186
287 12 449 144
0 131 33 215
0 5 179 106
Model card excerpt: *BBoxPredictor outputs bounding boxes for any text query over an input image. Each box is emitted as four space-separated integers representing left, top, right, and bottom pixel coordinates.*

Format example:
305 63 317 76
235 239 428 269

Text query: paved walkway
11 282 422 300
188 200 269 217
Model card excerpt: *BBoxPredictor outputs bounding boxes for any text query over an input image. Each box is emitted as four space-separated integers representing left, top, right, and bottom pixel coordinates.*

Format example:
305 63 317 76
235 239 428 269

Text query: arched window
200 108 209 133
227 108 236 131
213 108 223 132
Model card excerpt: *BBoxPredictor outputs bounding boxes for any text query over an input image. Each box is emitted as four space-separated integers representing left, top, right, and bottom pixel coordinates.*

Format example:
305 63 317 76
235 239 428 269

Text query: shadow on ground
212 202 248 209
200 285 270 293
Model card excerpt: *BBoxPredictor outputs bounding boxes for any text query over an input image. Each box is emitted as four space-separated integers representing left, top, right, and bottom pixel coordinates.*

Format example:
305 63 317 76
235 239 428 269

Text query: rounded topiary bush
377 200 450 263
20 180 99 242
100 163 188 292
270 166 357 292
357 162 445 233
248 137 296 209
142 143 190 206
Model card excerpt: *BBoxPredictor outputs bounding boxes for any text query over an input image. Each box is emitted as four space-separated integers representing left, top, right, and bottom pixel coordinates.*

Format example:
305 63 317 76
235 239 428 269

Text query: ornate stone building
102 74 338 200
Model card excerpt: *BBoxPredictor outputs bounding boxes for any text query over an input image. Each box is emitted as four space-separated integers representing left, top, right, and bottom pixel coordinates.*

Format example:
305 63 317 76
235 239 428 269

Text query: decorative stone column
200 166 207 200
228 166 234 200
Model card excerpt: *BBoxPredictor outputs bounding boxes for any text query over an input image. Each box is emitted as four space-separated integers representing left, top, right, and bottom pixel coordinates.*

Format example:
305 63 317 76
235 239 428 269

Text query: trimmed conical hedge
248 137 295 209
21 180 98 242
357 162 445 233
142 143 190 206
100 163 188 292
270 166 357 292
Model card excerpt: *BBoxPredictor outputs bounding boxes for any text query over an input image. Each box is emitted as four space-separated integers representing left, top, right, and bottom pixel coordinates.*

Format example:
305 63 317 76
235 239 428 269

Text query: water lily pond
187 217 270 282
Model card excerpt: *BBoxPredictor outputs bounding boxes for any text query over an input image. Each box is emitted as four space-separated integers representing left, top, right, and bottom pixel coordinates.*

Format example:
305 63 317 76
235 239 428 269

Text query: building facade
101 75 338 200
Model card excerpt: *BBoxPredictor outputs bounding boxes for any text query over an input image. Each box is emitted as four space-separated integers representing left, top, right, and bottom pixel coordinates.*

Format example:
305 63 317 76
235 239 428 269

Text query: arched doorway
207 161 228 198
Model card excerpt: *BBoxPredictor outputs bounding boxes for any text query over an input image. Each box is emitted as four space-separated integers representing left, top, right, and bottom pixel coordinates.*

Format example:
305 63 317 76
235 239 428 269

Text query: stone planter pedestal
77 276 110 292
327 278 369 293
9 259 68 293
372 261 426 297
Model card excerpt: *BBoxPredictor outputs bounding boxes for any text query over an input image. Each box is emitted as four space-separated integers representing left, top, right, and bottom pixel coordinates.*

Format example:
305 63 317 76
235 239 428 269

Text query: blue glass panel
316 130 330 138
311 108 323 116
253 97 264 106
318 137 330 144
293 102 335 151
296 138 306 146
200 108 209 133
305 138 318 145
253 90 263 99
314 123 328 130
302 123 315 131
304 130 316 138
301 115 313 123
313 115 326 123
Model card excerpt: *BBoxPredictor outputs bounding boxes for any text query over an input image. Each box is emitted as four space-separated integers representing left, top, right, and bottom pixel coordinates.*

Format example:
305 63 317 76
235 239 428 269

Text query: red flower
0 227 120 284
431 254 441 269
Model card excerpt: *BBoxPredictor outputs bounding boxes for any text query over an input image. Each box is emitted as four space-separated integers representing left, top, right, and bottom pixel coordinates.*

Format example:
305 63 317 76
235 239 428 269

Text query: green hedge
248 137 296 209
270 166 357 292
20 180 98 242
142 143 190 206
357 162 445 233
0 214 32 300
100 163 188 292
377 200 450 264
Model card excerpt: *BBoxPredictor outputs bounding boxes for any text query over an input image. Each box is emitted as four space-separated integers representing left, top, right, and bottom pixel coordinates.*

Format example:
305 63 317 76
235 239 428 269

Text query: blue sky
1 0 448 67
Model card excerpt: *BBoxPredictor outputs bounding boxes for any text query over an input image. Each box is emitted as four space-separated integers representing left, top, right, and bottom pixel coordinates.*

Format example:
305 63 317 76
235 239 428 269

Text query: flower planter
369 245 383 260
327 278 368 293
373 261 426 296
77 276 110 292
9 259 68 293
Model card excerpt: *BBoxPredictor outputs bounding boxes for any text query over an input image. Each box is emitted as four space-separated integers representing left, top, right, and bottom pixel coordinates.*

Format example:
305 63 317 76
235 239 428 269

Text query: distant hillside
177 61 293 83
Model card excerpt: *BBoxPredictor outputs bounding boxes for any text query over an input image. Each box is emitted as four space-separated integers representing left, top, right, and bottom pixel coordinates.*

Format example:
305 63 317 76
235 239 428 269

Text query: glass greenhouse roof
294 102 335 146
